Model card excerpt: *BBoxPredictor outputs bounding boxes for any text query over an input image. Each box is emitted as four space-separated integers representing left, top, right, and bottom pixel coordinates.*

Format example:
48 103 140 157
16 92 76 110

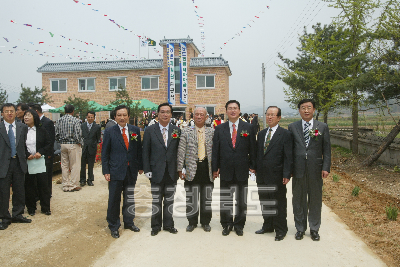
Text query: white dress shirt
3 120 16 140
264 124 279 143
302 118 314 130
158 123 170 144
118 123 129 134
26 126 37 155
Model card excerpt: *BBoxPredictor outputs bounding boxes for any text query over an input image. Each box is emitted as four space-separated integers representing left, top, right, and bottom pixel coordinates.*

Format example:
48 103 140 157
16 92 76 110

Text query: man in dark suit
80 111 101 186
212 100 256 236
143 103 181 236
0 103 31 230
32 104 55 194
102 105 143 238
255 106 293 241
288 99 331 241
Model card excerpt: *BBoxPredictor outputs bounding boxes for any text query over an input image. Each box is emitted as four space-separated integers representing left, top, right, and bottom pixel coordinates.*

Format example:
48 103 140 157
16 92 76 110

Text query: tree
111 87 144 123
277 23 351 123
0 85 8 107
64 95 94 120
17 84 53 105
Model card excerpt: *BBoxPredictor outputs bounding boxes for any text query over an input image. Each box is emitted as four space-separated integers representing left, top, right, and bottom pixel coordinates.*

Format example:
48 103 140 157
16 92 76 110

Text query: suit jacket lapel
259 129 267 156
15 123 21 147
0 123 11 148
295 120 306 147
155 123 167 149
223 122 233 150
167 124 173 148
235 120 243 149
309 120 319 146
115 125 127 151
266 126 282 154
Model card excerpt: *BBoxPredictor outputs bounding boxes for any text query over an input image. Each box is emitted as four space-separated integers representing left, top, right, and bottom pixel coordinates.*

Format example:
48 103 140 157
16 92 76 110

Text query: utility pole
262 63 266 129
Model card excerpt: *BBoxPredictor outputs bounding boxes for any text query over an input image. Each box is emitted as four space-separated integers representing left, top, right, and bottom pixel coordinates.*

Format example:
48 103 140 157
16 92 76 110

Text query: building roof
159 37 201 55
37 59 163 73
190 57 232 76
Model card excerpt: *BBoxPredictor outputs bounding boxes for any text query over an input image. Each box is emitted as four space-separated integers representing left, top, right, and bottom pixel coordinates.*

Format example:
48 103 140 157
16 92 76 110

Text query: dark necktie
304 122 310 147
264 128 272 154
9 124 16 157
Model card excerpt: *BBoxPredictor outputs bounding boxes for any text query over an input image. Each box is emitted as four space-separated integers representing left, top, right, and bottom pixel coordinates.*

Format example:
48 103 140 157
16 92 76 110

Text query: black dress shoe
295 231 305 240
275 234 286 241
255 228 274 234
80 182 86 187
186 224 196 232
151 228 160 236
12 216 32 223
202 224 211 232
164 227 178 234
41 210 51 216
124 225 140 232
28 210 36 216
87 181 94 186
0 223 8 230
235 227 244 236
111 230 120 238
310 231 320 241
222 226 232 236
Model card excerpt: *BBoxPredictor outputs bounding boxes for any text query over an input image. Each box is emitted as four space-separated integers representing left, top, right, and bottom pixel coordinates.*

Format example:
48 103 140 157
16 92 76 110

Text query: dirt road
1 165 386 267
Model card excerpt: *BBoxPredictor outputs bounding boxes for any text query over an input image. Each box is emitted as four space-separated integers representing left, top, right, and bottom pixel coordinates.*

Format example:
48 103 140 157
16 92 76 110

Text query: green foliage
0 86 8 106
332 174 340 182
331 144 353 157
385 205 398 221
17 84 52 105
64 95 95 120
351 186 361 196
111 87 144 119
394 166 400 172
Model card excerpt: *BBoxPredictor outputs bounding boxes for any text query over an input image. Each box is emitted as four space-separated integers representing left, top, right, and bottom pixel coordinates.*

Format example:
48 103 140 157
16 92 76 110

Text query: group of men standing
102 98 331 242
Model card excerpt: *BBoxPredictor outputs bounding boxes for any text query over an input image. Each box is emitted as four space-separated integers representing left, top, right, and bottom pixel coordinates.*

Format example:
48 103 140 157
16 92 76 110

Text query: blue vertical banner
179 42 188 104
167 43 175 105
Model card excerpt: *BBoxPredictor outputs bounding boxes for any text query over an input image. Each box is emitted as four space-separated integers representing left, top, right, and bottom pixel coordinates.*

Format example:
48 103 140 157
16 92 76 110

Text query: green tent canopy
48 104 66 113
105 99 158 111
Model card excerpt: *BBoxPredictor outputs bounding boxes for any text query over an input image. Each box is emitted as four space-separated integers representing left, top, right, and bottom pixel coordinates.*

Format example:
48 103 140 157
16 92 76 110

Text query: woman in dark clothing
24 109 52 216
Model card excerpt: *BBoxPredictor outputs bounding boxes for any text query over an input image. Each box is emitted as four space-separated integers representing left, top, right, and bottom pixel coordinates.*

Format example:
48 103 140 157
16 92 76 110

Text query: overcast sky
0 0 340 112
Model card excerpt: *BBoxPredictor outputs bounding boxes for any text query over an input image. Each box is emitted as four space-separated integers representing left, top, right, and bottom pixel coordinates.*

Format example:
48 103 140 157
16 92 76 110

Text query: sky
0 0 340 113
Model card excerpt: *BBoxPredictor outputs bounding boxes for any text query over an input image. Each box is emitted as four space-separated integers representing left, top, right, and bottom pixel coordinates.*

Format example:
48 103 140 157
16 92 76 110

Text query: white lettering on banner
179 42 188 104
167 43 175 105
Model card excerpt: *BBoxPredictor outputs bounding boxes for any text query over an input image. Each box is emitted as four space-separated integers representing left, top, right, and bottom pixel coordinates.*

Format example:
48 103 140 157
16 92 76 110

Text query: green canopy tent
87 101 108 112
48 104 66 113
104 99 158 111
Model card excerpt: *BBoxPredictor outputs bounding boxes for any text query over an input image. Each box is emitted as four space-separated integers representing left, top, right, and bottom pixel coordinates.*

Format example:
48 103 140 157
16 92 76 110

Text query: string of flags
191 0 205 56
218 5 270 51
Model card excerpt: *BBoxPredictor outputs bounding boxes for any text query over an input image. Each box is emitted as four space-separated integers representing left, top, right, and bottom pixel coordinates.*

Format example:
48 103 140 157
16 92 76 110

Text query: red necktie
232 123 237 148
122 128 129 150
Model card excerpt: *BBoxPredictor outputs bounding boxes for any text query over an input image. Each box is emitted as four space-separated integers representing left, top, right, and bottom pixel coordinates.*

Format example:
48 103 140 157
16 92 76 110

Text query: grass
352 186 361 196
385 205 399 221
332 174 340 182
332 145 353 157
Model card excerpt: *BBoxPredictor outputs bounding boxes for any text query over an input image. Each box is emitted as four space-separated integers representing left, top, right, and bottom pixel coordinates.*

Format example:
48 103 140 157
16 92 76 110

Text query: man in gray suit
177 107 214 232
288 99 331 241
143 103 181 236
105 110 117 129
0 103 31 230
80 111 101 186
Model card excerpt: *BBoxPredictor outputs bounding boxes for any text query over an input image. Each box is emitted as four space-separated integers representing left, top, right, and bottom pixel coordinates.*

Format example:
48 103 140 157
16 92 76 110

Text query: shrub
332 174 340 182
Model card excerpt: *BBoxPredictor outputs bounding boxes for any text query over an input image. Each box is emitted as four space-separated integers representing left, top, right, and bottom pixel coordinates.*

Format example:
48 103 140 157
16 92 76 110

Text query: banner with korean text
167 43 175 105
179 42 188 104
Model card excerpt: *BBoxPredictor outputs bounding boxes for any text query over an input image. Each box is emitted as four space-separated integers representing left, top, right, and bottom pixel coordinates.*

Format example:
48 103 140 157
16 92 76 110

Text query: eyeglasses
300 107 313 111
227 107 239 111
265 114 277 117
2 110 15 114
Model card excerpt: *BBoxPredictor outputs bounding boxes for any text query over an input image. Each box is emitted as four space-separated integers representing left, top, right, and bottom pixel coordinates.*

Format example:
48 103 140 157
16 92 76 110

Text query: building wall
42 43 229 120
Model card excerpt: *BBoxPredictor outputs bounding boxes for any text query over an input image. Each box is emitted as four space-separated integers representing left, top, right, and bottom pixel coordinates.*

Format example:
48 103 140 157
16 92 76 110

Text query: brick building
37 37 231 121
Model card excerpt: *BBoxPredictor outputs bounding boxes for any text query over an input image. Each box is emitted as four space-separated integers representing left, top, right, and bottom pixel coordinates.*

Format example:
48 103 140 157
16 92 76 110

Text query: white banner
179 42 188 104
167 43 175 105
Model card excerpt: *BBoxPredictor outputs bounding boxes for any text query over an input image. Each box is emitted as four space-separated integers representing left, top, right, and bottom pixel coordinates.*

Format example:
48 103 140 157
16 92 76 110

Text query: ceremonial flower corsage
171 129 180 138
240 130 249 137
309 128 319 140
130 132 138 141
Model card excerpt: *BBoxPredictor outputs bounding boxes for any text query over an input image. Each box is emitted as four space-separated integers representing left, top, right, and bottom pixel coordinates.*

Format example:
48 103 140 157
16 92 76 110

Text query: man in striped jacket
177 107 214 232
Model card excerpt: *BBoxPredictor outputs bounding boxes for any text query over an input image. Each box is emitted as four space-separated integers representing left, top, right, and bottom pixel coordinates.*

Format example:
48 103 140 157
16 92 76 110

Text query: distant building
37 37 231 120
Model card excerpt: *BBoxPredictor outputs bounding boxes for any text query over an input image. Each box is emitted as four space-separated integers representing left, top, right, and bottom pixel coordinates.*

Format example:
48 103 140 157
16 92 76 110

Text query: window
109 77 126 91
196 75 215 89
51 79 67 92
141 76 159 90
78 78 95 91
